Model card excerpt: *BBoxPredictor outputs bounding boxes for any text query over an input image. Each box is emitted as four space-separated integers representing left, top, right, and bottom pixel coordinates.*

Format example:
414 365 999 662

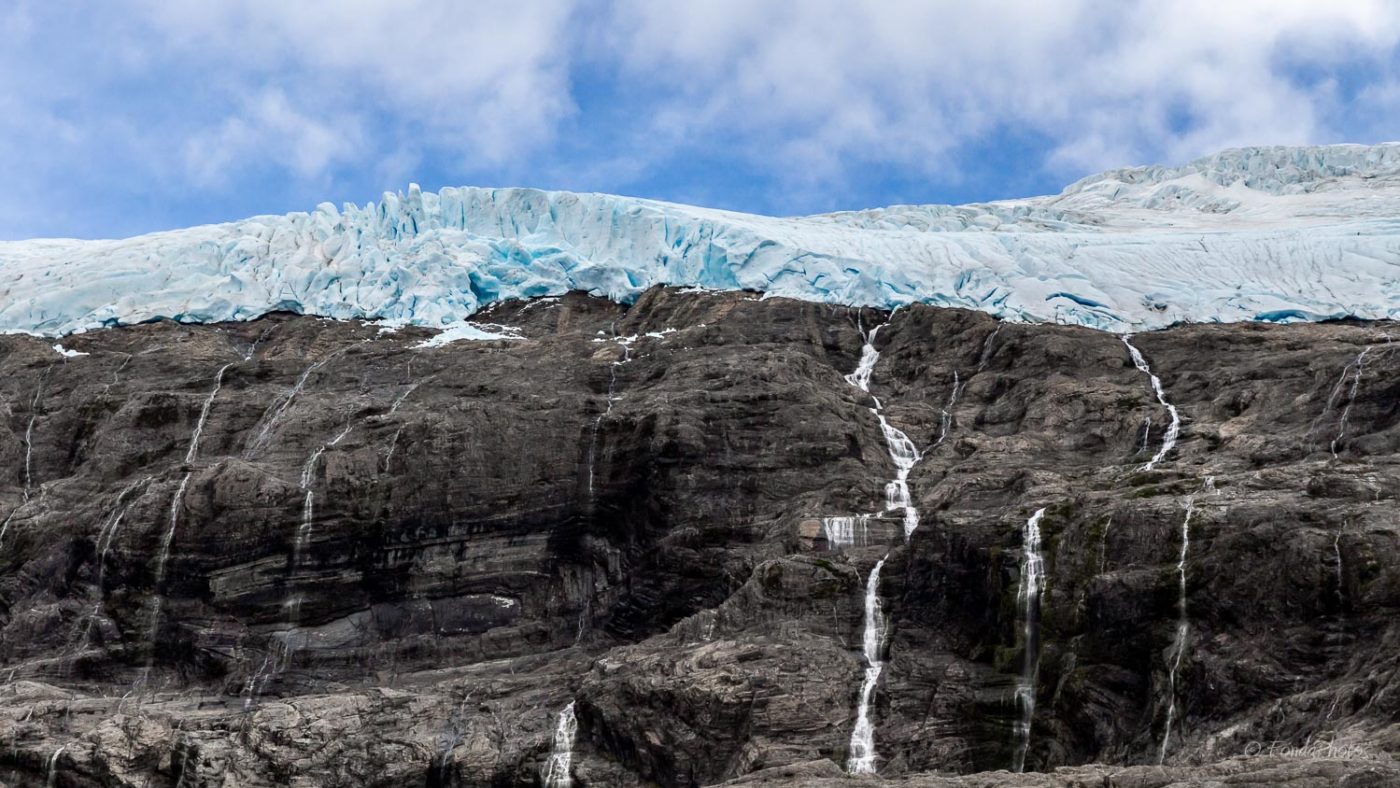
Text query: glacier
3 143 1400 337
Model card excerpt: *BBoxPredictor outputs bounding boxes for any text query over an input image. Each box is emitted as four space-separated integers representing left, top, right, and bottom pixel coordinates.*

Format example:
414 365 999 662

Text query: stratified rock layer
0 288 1398 786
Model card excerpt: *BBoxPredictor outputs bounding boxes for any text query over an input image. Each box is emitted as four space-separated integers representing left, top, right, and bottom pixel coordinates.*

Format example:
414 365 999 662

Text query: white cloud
2 0 1400 239
604 0 1400 182
182 89 361 186
140 0 580 171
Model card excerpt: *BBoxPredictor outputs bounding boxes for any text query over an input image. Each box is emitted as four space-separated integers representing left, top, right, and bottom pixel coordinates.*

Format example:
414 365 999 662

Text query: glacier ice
4 144 1400 337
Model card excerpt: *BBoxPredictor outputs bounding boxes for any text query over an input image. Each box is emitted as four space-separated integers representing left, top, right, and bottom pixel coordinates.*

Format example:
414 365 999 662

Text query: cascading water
142 362 231 688
186 364 232 464
587 339 633 498
45 746 64 787
248 351 341 452
382 380 420 471
0 511 13 550
844 321 884 393
976 325 1002 373
286 423 355 622
1122 336 1180 471
823 515 870 549
833 314 926 775
23 378 46 501
1158 496 1195 764
847 556 888 775
142 473 190 686
1331 346 1373 458
1098 516 1113 575
75 477 152 652
929 371 963 451
541 701 578 787
1012 508 1047 773
843 316 925 540
876 413 922 539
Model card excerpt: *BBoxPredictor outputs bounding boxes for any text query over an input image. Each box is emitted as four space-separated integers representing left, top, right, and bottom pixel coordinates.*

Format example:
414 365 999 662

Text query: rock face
0 287 1398 786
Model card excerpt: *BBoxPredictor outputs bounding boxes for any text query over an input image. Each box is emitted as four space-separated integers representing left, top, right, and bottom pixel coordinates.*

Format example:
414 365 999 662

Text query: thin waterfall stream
1158 495 1195 763
846 556 888 775
1012 508 1047 773
1122 336 1180 471
142 362 232 690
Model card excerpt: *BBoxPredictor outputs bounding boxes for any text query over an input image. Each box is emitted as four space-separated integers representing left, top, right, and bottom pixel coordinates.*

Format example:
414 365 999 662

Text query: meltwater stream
143 362 231 687
833 313 933 774
844 317 925 540
1158 495 1196 764
23 374 48 502
847 557 888 775
541 701 578 787
1122 336 1180 471
1012 508 1047 773
823 515 871 549
1310 344 1379 458
286 422 355 622
587 338 633 499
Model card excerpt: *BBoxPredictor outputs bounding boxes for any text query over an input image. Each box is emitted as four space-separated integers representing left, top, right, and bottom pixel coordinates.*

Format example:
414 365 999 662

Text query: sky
2 1 1399 240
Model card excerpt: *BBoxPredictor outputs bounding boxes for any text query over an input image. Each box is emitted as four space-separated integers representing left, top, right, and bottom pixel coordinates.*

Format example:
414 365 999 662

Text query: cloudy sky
3 0 1399 239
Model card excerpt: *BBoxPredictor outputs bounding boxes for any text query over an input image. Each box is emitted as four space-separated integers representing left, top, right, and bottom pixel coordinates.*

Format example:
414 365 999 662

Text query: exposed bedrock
0 287 1397 785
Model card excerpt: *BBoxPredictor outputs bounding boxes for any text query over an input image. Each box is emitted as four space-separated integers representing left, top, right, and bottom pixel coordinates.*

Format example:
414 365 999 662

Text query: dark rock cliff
0 288 1397 786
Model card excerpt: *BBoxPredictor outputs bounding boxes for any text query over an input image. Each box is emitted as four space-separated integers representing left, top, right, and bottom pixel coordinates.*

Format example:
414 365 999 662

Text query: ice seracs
6 144 1400 337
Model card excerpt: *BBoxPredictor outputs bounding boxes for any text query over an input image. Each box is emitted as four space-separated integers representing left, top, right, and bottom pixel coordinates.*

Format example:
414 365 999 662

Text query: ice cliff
3 143 1399 337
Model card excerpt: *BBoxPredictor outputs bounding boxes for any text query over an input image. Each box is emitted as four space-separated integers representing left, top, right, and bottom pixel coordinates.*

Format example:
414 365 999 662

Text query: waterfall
843 317 925 540
287 423 355 622
1333 532 1347 609
1158 497 1195 764
1098 515 1113 574
876 412 922 539
930 371 963 450
587 342 632 498
1306 344 1379 456
186 363 232 464
140 361 233 680
1121 336 1180 471
823 515 870 549
1138 417 1152 455
23 380 45 501
1331 346 1373 458
541 701 578 787
389 382 419 415
382 373 422 471
76 477 152 650
248 351 341 452
976 325 1002 373
1012 508 1047 773
143 472 191 681
847 556 888 775
244 326 275 361
0 506 19 551
45 746 64 787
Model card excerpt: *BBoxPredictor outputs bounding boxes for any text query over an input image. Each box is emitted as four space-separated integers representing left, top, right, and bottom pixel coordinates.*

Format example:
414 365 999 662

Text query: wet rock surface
0 287 1397 786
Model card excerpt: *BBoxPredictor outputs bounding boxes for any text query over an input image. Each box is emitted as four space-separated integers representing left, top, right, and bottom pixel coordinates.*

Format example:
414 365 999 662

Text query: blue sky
3 1 1399 240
